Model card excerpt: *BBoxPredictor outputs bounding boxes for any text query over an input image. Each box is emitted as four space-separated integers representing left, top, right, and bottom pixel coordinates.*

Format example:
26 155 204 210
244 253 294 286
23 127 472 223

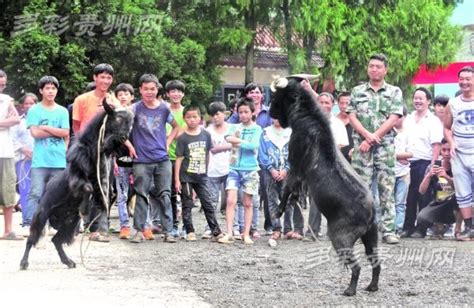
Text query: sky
450 0 474 25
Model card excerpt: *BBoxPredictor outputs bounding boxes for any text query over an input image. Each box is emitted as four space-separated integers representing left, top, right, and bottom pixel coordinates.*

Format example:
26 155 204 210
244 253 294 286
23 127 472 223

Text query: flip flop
0 232 24 241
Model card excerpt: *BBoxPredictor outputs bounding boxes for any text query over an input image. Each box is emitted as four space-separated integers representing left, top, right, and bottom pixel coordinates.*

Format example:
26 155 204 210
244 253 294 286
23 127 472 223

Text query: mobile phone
434 160 442 167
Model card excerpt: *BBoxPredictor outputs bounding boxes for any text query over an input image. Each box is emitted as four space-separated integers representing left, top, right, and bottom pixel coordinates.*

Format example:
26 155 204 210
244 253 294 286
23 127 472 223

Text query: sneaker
169 228 179 238
211 233 224 242
151 225 163 234
251 231 261 240
382 234 400 244
426 227 434 237
264 229 273 236
201 230 212 239
164 234 177 243
89 232 110 242
20 226 30 238
243 236 254 245
143 229 155 240
119 227 130 239
179 230 187 239
130 231 145 243
233 231 242 241
410 231 425 239
217 233 235 244
186 232 197 242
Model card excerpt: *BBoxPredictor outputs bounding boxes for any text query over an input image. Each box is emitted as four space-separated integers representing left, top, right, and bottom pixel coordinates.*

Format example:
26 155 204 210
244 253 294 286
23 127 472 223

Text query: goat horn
270 77 288 92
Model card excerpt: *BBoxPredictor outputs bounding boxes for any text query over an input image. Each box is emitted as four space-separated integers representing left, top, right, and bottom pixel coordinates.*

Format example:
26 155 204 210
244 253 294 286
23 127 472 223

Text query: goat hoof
20 260 29 270
343 288 356 296
65 260 76 269
365 284 378 292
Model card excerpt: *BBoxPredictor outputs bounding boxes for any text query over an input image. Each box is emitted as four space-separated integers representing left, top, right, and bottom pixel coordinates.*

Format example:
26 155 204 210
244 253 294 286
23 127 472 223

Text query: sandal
0 232 24 241
455 231 471 242
285 231 303 240
89 232 110 242
270 231 281 240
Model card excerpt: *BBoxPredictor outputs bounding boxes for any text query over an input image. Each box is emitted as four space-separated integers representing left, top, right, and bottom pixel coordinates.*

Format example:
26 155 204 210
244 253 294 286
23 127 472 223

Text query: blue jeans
133 161 173 232
394 174 409 233
24 167 63 226
116 167 132 228
16 159 31 225
208 175 227 211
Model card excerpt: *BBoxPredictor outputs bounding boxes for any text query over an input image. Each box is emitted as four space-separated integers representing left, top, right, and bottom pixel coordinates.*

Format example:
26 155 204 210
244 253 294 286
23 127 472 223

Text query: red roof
412 62 474 84
219 26 324 69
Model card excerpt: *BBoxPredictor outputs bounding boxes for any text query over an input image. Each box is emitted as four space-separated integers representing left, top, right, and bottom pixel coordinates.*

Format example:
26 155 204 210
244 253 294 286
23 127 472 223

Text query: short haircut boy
38 76 59 89
138 73 162 88
208 101 227 116
93 63 114 76
183 105 201 118
165 80 185 93
433 95 449 106
115 83 135 96
337 91 351 102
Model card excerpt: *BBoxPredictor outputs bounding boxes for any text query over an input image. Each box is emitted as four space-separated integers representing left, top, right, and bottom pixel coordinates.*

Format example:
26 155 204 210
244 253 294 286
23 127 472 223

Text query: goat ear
102 98 114 115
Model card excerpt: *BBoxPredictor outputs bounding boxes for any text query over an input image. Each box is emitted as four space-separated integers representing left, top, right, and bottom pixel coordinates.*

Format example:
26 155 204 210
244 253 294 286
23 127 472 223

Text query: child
393 106 412 234
114 83 134 239
24 76 70 236
218 97 263 245
258 118 293 247
204 101 233 238
165 80 187 237
174 105 223 241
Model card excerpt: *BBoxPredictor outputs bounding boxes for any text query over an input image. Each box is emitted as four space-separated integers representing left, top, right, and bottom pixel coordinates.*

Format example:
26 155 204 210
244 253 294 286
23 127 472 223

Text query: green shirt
166 107 186 161
347 81 403 137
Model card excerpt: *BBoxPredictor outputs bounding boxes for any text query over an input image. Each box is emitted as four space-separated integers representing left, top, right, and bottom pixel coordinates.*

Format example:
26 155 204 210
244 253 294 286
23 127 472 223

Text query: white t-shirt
449 96 474 154
394 128 410 177
206 123 233 177
405 111 443 161
329 114 349 147
0 94 15 158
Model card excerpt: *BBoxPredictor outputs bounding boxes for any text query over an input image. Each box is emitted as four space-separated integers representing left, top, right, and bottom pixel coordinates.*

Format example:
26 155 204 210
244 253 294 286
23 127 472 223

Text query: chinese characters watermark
305 245 456 270
11 14 164 37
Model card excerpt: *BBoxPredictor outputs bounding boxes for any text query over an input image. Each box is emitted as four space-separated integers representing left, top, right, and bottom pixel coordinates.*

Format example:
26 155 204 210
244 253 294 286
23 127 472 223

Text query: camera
434 160 442 167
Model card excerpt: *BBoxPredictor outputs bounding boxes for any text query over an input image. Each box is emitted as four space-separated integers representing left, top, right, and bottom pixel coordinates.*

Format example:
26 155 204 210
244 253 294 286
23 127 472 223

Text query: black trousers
416 196 458 233
181 179 221 236
403 160 432 232
170 160 180 229
259 169 272 231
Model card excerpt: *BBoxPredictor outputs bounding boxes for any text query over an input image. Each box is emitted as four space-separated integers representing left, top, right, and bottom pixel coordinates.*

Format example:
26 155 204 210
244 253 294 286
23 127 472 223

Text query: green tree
276 0 461 94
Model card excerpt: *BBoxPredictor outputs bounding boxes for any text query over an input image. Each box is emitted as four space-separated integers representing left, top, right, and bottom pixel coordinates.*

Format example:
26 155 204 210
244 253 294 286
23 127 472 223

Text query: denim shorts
226 169 259 195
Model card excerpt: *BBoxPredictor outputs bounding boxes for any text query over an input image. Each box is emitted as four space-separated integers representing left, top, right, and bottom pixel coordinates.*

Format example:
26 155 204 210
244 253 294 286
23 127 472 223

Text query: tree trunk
244 0 257 84
282 0 294 74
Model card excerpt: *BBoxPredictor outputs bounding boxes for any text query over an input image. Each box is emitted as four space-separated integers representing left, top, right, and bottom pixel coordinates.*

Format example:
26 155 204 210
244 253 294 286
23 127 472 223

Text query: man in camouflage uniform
347 53 403 244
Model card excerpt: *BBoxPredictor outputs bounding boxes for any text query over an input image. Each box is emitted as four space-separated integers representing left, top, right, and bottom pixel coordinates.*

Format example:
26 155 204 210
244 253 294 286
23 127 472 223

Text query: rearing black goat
269 77 380 296
20 100 133 270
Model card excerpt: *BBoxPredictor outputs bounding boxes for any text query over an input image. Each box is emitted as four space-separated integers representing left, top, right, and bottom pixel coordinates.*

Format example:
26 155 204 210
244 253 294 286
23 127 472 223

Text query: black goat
20 100 133 270
269 78 380 296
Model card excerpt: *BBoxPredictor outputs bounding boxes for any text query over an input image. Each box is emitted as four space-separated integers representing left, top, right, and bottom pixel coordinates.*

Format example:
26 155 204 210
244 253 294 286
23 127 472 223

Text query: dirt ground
1 206 473 308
